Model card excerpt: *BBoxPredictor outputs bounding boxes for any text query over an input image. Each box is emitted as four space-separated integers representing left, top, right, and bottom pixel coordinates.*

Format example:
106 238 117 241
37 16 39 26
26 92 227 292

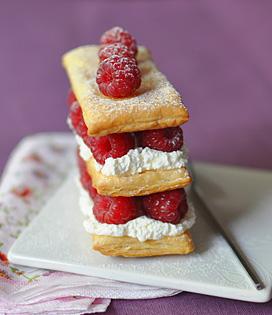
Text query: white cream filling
78 181 196 242
98 147 188 176
75 134 188 176
75 134 93 160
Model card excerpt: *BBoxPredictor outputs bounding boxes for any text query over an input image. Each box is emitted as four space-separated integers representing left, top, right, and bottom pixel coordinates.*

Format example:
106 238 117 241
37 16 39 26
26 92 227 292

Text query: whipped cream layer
78 182 196 242
75 133 188 176
76 135 92 160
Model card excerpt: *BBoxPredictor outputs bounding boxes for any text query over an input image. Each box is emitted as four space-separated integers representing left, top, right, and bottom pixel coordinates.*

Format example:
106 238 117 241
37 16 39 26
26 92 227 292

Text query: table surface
1 0 272 314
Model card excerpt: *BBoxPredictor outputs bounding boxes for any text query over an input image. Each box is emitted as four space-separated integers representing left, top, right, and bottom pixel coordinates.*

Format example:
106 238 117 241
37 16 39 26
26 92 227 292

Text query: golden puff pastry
92 231 195 257
62 45 189 137
86 157 192 197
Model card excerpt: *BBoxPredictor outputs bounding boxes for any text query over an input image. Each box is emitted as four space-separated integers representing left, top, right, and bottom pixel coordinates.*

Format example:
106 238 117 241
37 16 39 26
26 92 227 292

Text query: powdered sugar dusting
62 45 188 135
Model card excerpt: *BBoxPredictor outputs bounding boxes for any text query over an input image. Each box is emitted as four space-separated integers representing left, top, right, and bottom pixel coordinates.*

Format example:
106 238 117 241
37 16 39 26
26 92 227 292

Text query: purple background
1 0 272 314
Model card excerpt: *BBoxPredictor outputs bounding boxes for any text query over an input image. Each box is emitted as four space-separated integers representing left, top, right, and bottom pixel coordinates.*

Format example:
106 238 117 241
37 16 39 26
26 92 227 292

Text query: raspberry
96 56 141 98
98 43 135 62
100 26 137 56
68 102 134 162
138 127 183 152
85 133 135 164
77 151 97 199
93 195 140 224
69 102 88 139
143 189 188 224
67 90 77 107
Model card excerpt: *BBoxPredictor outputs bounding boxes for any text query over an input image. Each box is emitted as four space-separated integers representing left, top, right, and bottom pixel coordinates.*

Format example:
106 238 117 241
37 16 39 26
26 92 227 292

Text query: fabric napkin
0 133 181 315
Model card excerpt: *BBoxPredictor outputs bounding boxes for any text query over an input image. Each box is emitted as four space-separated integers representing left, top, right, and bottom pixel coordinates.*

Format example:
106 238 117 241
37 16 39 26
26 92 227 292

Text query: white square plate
8 163 272 302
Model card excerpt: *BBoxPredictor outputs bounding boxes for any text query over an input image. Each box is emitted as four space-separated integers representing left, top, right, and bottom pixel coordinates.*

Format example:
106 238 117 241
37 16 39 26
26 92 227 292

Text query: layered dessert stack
63 27 195 257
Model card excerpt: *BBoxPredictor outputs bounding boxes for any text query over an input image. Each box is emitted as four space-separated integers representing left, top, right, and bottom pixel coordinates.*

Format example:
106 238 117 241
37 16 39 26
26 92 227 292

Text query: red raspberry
138 127 183 152
98 43 135 62
93 195 140 224
100 26 137 56
69 102 135 162
96 56 141 98
77 151 97 199
69 102 88 139
67 90 77 107
85 133 135 164
143 189 188 224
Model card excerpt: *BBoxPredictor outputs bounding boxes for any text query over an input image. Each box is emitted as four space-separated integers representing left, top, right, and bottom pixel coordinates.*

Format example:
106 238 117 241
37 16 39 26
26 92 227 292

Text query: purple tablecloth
1 0 272 313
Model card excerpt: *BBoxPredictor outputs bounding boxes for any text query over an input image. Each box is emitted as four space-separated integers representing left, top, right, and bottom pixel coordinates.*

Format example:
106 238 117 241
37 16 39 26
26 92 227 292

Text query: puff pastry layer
86 157 192 197
62 45 189 136
92 231 194 257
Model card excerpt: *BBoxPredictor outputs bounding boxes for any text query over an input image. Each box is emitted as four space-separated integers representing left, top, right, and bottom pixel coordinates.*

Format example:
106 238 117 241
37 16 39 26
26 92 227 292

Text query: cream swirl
75 134 188 176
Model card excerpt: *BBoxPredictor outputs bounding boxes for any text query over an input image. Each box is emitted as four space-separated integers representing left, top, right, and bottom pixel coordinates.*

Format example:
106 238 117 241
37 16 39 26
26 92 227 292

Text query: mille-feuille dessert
63 27 196 257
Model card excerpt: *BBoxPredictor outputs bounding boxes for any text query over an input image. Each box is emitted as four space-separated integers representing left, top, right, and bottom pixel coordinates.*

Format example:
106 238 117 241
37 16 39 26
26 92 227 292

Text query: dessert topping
86 132 135 165
69 103 135 163
100 26 137 56
96 55 141 98
98 43 135 62
93 195 140 224
137 127 184 152
142 189 188 224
